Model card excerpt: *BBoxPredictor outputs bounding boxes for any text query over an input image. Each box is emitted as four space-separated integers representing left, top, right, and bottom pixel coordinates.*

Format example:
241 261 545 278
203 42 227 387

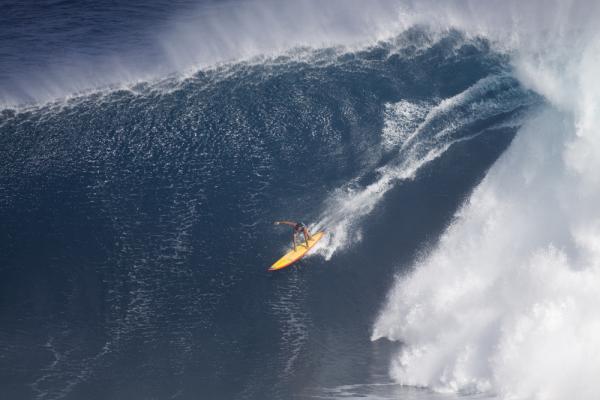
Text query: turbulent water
2 1 600 400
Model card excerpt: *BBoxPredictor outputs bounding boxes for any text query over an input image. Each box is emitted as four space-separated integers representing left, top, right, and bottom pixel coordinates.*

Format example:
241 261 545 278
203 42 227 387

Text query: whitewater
364 2 600 400
3 1 600 399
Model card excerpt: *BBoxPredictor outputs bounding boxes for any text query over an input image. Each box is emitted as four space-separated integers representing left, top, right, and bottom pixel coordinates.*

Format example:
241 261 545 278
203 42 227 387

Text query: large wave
3 1 600 399
4 22 528 398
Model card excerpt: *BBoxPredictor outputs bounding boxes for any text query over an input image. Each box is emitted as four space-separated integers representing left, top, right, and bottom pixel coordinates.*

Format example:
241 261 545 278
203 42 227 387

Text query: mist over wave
3 0 600 109
1 0 406 108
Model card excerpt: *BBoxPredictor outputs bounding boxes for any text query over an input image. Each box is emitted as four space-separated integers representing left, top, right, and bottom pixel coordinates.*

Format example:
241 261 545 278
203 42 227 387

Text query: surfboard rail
269 231 325 271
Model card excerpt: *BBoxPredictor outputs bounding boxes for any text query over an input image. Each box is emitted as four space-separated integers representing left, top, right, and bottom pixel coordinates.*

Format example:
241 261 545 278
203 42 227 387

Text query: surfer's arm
274 221 297 227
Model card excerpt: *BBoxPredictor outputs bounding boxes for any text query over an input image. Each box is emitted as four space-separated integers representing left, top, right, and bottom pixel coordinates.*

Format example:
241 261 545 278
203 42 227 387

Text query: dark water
0 0 202 104
0 2 540 399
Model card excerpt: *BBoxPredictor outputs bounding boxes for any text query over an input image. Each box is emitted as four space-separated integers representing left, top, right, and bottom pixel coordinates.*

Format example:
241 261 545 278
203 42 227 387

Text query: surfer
274 220 312 251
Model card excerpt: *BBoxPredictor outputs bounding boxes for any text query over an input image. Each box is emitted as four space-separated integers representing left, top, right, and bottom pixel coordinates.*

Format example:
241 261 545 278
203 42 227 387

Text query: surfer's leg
293 235 297 251
304 227 311 239
303 229 310 246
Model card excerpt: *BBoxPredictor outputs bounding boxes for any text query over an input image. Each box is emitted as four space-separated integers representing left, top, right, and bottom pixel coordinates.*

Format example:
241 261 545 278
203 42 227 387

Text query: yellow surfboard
269 231 325 271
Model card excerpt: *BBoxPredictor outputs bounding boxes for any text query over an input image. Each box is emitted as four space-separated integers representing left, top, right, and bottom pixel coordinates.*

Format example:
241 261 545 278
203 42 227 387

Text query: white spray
372 1 600 399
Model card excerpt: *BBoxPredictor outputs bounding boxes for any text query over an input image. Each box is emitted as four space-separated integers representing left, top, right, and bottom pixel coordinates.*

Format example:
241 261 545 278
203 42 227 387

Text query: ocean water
2 1 600 400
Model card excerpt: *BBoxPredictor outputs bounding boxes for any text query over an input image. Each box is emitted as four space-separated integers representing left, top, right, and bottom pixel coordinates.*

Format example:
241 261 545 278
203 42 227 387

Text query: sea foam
373 2 600 399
